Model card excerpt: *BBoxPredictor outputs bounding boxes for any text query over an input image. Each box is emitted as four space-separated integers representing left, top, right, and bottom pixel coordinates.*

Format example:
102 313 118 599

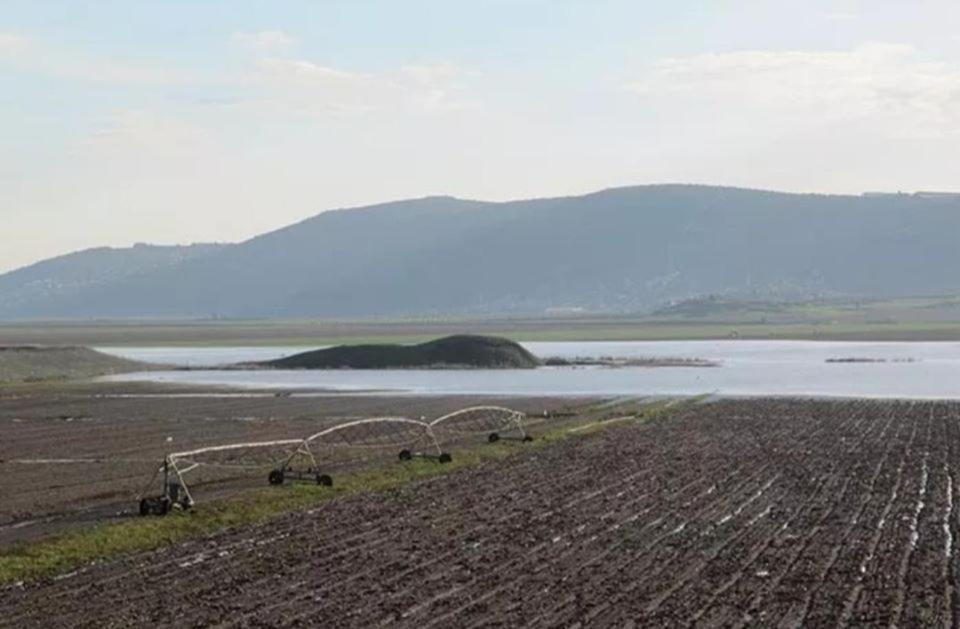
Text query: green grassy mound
262 335 541 369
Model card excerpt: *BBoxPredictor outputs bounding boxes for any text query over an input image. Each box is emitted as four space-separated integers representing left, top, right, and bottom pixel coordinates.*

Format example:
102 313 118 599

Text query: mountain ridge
3 184 959 320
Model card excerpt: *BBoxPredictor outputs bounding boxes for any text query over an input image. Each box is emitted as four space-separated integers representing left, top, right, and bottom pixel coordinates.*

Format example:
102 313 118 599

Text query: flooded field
100 341 960 399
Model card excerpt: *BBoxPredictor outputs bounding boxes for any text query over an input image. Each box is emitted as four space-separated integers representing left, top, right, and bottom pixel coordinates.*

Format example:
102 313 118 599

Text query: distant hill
2 185 960 319
0 243 228 318
260 335 541 369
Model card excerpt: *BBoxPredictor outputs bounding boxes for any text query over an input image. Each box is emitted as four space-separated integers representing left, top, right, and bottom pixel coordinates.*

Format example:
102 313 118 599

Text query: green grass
7 304 960 348
143 322 960 345
0 397 694 584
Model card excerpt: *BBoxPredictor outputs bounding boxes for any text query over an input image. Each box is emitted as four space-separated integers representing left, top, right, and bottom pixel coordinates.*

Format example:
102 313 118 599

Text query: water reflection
99 341 960 400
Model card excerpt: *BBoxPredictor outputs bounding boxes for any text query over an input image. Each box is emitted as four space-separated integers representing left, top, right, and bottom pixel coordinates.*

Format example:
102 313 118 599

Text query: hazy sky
2 1 959 272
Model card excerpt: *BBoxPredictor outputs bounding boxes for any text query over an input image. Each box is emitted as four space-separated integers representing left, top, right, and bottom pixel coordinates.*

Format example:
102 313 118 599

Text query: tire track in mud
588 403 876 627
800 402 921 628
513 445 802 623
720 405 893 629
440 466 771 629
899 404 952 628
677 405 882 628
519 405 841 628
939 403 960 629
837 404 930 628
579 474 788 627
742 402 907 627
885 407 934 627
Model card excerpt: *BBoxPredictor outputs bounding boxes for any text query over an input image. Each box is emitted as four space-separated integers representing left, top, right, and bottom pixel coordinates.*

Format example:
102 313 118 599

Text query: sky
2 0 960 273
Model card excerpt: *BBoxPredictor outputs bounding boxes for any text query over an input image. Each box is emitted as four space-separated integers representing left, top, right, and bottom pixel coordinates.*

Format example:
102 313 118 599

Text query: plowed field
3 398 959 628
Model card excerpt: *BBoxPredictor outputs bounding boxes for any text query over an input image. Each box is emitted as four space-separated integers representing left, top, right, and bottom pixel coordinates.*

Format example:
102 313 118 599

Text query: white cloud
400 62 462 85
86 110 214 152
625 43 960 139
232 30 297 52
49 57 188 84
0 32 191 84
256 58 365 83
825 12 859 22
0 31 28 54
251 57 470 115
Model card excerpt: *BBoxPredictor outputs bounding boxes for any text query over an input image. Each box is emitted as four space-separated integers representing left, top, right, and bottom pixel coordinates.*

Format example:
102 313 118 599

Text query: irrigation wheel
316 473 333 487
398 449 413 461
268 469 285 485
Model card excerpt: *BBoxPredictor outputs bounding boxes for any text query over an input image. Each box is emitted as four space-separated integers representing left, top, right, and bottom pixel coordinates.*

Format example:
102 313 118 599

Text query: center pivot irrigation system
138 406 532 516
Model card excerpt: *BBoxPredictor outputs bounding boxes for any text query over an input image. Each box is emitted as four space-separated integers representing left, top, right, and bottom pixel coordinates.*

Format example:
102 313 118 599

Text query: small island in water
246 335 719 371
825 357 917 364
257 335 542 370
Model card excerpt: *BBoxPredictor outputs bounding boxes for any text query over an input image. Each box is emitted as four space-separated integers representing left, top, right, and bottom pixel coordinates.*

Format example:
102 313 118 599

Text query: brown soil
3 397 959 627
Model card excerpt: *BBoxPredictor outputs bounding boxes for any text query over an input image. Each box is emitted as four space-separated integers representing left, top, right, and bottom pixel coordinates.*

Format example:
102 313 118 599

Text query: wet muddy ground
3 397 958 627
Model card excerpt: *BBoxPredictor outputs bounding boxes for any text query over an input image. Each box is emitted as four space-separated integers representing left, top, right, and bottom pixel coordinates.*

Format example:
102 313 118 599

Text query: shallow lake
97 341 960 400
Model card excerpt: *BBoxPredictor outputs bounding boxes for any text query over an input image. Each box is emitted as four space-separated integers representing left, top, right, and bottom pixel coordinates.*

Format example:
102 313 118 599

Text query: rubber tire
316 474 333 487
157 497 171 516
438 452 452 464
139 498 151 517
398 449 413 461
488 432 500 443
268 469 285 485
522 435 534 442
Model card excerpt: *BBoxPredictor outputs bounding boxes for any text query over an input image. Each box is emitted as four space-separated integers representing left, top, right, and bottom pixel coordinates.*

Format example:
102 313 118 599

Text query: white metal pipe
302 417 429 444
169 438 303 461
429 406 525 427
